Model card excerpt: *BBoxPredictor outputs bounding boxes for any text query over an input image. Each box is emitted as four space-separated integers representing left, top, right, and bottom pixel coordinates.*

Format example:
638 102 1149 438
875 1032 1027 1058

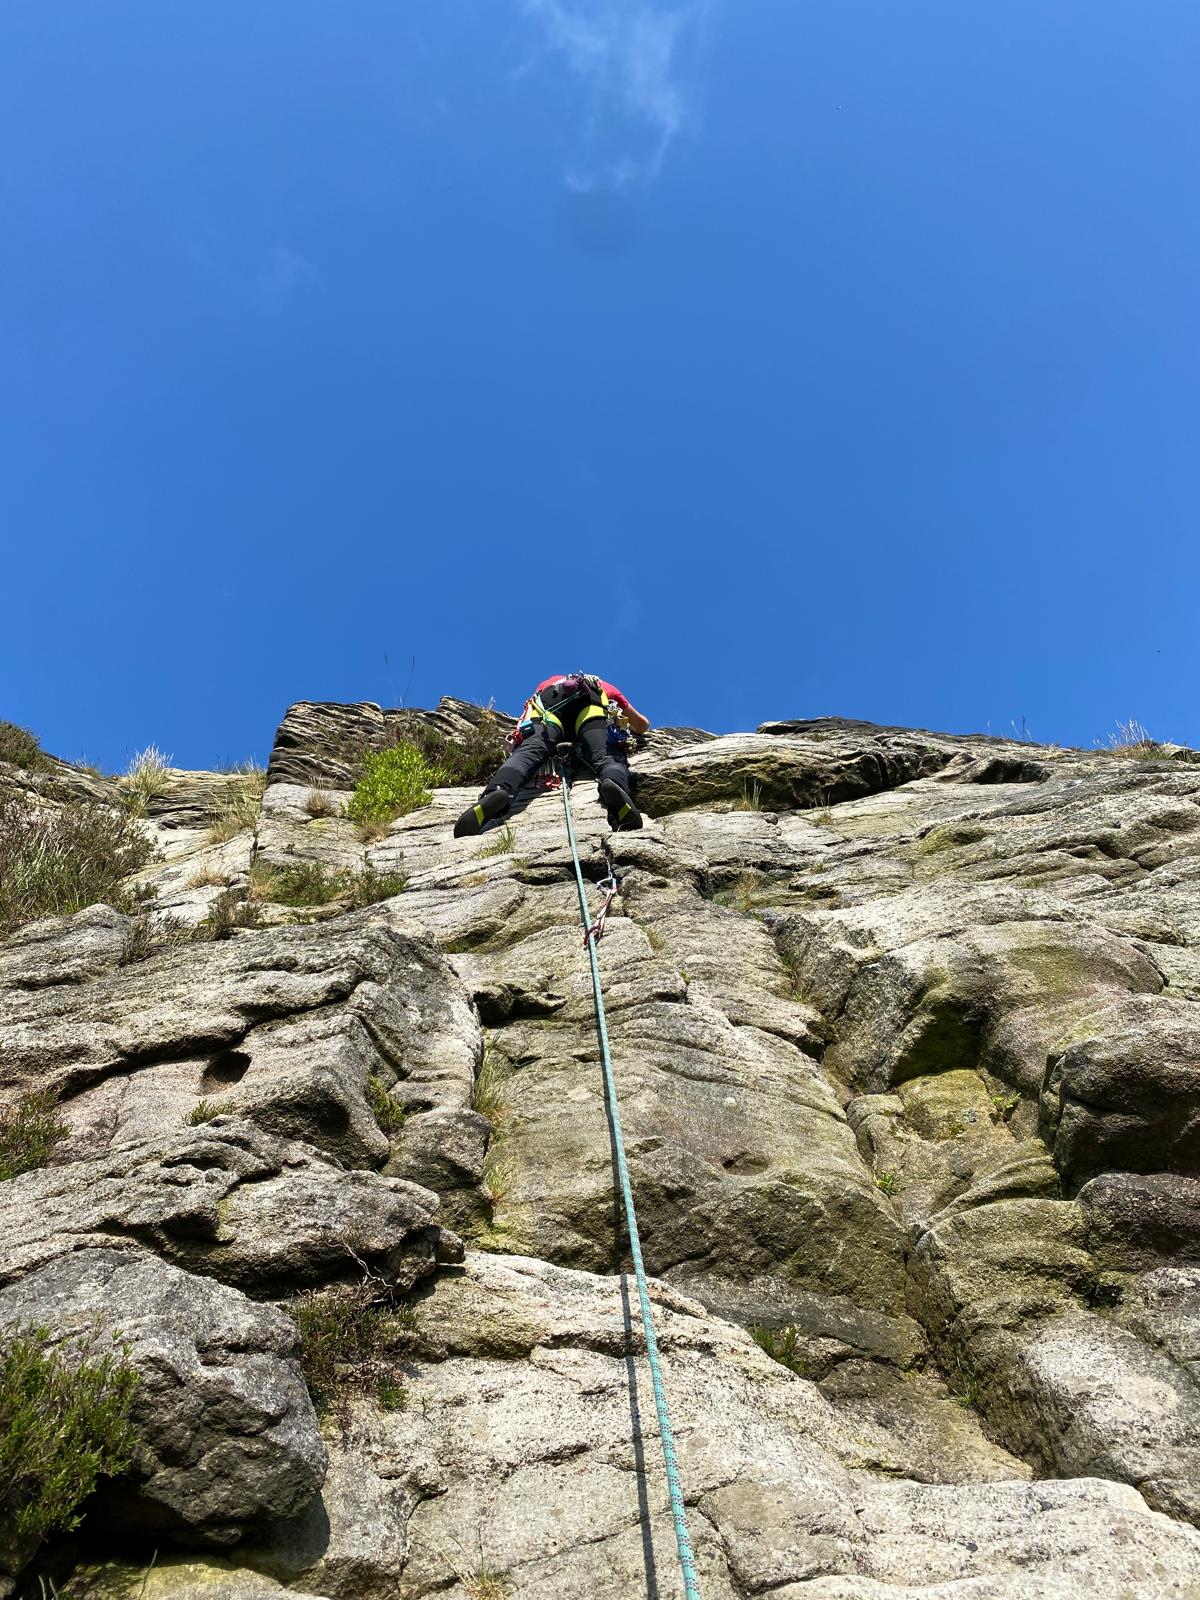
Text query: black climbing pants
484 717 630 802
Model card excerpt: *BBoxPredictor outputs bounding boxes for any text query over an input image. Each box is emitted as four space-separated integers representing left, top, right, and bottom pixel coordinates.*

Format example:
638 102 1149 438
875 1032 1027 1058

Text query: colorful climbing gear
555 754 702 1600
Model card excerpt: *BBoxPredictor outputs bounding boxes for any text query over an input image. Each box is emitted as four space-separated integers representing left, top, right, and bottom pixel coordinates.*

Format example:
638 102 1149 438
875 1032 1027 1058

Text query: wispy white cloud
523 0 708 187
257 245 321 311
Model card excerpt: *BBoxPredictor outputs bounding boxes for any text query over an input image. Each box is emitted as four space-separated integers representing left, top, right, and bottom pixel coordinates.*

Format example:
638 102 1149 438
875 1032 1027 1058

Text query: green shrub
0 722 45 772
389 710 508 788
0 795 154 938
250 860 343 907
346 743 448 827
0 1090 68 1182
249 861 406 912
290 1281 417 1419
0 1325 139 1558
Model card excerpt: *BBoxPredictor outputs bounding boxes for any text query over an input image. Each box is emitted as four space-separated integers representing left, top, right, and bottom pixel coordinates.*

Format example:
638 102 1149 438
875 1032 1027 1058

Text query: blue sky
2 1 1196 770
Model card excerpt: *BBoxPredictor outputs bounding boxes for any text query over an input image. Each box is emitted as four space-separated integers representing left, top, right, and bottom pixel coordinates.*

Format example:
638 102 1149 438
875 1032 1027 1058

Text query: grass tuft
0 1090 69 1182
475 823 515 859
874 1170 899 1196
1101 718 1179 761
749 1324 810 1377
0 1324 139 1554
117 747 172 818
463 1572 513 1600
472 1043 510 1128
183 1099 227 1126
730 777 764 811
304 789 340 819
0 794 154 938
365 1074 407 1133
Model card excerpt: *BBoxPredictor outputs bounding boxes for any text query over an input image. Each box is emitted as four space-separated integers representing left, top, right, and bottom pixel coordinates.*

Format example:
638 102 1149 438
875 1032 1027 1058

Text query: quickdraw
582 870 619 945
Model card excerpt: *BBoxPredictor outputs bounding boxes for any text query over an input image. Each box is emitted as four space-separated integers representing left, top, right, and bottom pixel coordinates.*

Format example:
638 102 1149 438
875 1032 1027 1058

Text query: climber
453 673 650 837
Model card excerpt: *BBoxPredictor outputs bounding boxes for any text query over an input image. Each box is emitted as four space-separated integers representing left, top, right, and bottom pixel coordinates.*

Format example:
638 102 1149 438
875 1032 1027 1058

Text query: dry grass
463 1573 512 1600
355 817 391 844
304 789 340 818
118 746 172 817
206 770 265 843
185 868 231 889
1101 719 1178 760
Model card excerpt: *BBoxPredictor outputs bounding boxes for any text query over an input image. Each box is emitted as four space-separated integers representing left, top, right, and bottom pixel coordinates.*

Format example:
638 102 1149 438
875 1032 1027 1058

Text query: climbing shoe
599 779 642 831
453 789 510 838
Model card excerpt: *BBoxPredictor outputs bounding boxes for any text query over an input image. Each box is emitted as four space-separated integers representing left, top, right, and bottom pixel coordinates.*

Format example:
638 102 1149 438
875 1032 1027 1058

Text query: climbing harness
554 753 702 1600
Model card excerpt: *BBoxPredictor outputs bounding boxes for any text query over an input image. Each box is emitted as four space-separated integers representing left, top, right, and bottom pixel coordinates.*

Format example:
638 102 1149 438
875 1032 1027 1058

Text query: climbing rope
555 757 702 1600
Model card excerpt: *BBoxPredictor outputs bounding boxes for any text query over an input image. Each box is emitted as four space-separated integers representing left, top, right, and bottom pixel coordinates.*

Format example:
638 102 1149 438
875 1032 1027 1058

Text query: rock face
3 702 1200 1597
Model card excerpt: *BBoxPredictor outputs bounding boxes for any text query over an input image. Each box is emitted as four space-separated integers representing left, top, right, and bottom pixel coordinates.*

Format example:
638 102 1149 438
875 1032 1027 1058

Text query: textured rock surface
4 705 1200 1596
0 1249 326 1545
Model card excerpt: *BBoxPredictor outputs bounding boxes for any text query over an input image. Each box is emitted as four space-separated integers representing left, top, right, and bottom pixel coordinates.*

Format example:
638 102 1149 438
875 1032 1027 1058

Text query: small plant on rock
119 913 189 965
250 860 343 907
475 823 515 859
731 777 764 811
183 1099 227 1126
749 1324 810 1378
989 1091 1021 1123
0 1324 139 1559
205 771 265 844
345 866 408 908
118 746 172 817
290 1280 418 1421
304 789 339 819
874 1170 900 1196
388 708 509 788
346 742 448 828
195 888 261 940
472 1043 509 1128
463 1570 512 1600
0 721 46 772
365 1074 407 1134
0 1090 69 1182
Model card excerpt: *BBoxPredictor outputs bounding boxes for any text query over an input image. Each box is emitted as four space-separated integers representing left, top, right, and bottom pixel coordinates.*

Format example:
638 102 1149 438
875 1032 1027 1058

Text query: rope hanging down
555 757 702 1600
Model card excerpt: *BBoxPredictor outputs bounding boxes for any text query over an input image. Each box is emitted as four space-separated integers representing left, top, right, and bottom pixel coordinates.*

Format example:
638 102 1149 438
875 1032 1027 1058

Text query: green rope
556 760 702 1600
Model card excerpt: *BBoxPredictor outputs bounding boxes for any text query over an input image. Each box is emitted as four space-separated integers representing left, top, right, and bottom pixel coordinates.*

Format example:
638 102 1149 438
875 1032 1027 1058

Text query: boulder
0 1249 326 1549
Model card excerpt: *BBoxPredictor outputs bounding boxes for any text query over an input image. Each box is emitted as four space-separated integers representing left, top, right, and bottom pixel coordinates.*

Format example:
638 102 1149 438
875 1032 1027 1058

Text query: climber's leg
575 717 643 831
452 723 554 837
